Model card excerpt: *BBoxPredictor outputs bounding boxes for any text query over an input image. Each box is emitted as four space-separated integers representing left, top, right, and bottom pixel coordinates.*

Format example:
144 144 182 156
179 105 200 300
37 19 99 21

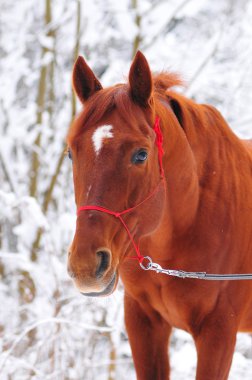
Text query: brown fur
68 51 252 380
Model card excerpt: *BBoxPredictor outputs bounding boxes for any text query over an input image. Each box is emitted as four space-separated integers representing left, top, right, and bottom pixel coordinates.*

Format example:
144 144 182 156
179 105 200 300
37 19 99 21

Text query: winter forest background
1 0 252 379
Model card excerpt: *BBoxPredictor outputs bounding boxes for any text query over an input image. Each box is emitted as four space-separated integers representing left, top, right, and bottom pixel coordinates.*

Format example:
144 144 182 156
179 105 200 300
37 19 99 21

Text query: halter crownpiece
153 116 164 177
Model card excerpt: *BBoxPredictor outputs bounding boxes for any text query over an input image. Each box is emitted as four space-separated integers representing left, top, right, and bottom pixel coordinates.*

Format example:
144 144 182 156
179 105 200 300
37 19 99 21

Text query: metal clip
149 262 162 273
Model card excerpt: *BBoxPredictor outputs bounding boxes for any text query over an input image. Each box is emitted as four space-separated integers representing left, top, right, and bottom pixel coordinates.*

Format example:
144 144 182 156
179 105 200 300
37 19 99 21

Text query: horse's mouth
81 272 117 297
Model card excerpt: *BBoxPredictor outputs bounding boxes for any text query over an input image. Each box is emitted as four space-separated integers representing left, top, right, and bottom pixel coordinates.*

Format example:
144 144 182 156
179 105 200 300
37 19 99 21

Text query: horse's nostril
96 249 111 278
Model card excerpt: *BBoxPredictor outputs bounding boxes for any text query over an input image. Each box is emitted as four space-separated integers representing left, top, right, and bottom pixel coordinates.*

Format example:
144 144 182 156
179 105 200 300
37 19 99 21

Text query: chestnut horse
67 51 252 380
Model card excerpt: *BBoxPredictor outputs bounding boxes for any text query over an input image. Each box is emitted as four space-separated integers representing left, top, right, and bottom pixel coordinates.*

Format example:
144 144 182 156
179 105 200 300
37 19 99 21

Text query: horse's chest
137 277 217 332
121 266 218 332
145 282 193 331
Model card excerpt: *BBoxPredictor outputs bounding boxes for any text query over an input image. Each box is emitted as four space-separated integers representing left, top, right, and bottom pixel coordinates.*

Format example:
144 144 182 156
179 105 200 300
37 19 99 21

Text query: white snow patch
92 125 113 155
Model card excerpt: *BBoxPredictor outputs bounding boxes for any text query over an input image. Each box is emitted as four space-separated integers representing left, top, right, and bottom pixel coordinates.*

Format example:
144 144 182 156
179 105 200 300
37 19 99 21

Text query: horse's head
67 52 181 296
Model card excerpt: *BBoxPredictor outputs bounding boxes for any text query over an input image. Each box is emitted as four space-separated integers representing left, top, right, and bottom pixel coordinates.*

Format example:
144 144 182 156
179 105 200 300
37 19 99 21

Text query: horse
67 51 252 380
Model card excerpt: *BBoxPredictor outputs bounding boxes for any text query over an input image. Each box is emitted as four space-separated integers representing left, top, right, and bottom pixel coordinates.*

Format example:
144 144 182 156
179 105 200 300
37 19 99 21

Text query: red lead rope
77 116 164 263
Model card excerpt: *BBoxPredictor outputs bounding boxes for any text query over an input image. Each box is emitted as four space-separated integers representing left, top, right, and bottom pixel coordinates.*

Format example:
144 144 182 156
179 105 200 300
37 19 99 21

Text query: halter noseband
77 116 164 263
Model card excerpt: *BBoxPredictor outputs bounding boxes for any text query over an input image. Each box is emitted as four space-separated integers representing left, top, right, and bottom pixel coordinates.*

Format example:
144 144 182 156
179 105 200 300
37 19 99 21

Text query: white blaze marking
86 185 91 198
92 125 113 155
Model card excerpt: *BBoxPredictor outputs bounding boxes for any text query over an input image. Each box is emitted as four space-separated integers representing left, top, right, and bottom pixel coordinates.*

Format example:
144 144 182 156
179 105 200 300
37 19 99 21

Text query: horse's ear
129 51 153 107
72 56 103 104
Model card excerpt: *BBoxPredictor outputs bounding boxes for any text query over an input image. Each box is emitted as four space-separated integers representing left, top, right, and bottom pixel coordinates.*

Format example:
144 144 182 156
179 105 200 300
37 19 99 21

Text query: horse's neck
159 99 250 250
160 110 200 240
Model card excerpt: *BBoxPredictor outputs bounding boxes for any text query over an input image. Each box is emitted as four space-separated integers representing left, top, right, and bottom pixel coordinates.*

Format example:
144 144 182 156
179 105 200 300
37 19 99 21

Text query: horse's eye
67 148 72 160
132 149 148 164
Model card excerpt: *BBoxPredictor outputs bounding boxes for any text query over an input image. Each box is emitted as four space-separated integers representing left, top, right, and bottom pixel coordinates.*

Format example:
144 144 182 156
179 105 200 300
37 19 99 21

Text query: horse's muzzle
67 247 118 296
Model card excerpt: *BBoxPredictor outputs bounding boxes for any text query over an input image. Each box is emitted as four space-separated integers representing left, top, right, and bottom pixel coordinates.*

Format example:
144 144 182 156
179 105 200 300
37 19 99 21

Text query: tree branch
31 0 82 260
29 0 53 198
131 0 142 58
142 0 192 50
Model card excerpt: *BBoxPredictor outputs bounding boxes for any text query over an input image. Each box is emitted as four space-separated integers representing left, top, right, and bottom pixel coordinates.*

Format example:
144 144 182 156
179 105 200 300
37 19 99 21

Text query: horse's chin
81 272 118 297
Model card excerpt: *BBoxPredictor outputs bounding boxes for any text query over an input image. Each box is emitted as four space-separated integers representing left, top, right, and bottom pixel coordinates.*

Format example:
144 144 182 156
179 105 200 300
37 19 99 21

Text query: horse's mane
68 70 244 159
153 74 241 150
68 72 183 142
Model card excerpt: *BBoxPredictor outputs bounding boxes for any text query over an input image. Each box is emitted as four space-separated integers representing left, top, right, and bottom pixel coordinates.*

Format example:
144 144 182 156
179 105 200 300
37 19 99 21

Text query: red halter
77 116 165 263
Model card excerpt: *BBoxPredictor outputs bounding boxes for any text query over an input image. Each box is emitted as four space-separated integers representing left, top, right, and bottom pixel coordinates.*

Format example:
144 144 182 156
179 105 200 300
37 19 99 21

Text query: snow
1 0 252 379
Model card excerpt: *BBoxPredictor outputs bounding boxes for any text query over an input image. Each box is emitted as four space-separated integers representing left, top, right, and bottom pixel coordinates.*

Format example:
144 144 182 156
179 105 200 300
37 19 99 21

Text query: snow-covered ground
1 0 252 379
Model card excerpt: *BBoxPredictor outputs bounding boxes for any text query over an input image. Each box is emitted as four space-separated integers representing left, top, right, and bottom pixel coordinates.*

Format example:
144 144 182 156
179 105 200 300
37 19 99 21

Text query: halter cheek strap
153 116 164 177
77 116 164 263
